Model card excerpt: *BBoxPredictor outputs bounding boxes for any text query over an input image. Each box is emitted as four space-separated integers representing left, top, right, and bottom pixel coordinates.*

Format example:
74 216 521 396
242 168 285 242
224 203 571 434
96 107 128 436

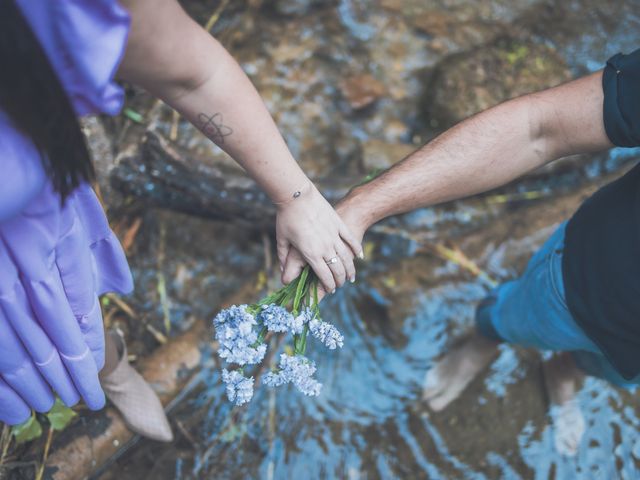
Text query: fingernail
280 264 284 272
331 289 336 294
358 250 364 260
350 276 356 283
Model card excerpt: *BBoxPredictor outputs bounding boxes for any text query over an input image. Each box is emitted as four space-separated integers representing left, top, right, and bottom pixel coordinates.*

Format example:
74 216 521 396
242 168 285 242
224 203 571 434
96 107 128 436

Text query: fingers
0 377 30 426
339 221 363 259
0 309 54 413
276 237 291 276
282 248 305 285
325 252 347 288
283 243 356 291
335 243 356 284
307 257 336 294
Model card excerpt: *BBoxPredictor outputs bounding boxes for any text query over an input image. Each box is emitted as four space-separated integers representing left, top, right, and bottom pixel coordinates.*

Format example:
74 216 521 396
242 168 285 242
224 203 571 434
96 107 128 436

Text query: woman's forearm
118 0 362 291
164 45 310 203
118 0 308 203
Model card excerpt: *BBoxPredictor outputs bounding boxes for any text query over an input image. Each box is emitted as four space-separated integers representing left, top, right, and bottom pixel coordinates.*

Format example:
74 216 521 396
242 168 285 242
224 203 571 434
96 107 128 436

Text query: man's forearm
341 72 612 232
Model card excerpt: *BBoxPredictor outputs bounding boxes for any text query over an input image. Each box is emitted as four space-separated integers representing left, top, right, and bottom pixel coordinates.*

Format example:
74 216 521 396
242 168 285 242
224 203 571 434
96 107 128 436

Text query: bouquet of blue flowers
213 266 344 405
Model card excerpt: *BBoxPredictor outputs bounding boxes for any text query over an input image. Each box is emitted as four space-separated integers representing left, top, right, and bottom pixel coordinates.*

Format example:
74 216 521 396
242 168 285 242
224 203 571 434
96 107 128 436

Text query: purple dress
5 0 133 295
0 0 136 422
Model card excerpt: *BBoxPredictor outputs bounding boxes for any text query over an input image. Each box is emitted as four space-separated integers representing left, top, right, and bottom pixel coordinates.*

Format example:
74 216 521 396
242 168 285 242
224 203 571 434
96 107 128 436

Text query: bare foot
422 331 499 411
543 352 585 457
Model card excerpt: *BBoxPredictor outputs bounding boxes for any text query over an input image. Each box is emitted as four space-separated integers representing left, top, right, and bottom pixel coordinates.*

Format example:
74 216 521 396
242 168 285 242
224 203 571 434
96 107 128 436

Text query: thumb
276 236 291 273
282 248 306 285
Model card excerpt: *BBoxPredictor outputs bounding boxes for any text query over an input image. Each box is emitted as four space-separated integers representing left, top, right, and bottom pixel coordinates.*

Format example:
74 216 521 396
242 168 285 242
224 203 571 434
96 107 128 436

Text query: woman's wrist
272 179 314 210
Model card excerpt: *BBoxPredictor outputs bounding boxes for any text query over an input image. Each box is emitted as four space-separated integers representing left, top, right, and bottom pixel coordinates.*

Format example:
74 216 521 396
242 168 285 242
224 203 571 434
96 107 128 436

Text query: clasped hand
275 183 363 294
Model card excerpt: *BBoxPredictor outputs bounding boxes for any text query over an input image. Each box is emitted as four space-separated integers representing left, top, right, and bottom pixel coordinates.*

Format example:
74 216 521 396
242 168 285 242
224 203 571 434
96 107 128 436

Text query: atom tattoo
197 112 233 144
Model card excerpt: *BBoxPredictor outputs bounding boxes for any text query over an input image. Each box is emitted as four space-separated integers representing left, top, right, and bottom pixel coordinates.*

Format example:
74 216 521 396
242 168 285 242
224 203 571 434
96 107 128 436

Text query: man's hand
281 197 368 293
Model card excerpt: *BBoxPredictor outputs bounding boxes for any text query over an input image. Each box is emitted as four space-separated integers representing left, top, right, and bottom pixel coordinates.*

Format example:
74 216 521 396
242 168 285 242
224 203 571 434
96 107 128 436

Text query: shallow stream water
102 1 640 478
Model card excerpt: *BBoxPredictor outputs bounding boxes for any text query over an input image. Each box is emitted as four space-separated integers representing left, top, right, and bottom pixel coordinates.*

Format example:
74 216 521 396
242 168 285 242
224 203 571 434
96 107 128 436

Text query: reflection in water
151 263 640 479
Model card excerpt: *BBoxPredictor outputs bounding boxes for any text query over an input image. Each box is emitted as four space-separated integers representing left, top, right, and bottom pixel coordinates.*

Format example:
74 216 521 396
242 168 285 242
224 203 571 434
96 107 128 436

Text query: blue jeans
476 222 639 388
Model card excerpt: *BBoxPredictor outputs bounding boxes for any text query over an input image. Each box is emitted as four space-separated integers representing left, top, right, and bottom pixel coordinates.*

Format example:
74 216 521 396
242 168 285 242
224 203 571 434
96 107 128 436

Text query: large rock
340 73 386 110
262 0 335 16
426 38 571 129
361 139 415 171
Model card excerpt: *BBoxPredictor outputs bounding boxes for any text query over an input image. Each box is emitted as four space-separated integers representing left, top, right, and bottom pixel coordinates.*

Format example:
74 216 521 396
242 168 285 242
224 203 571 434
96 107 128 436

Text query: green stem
292 266 310 314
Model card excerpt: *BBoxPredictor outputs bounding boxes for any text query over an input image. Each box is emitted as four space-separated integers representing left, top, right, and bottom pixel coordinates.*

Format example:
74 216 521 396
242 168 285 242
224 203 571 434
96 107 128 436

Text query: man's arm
338 72 612 238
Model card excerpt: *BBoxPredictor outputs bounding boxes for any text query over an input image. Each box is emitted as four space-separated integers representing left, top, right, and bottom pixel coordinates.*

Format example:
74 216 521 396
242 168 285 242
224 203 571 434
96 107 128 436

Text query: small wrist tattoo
196 112 233 144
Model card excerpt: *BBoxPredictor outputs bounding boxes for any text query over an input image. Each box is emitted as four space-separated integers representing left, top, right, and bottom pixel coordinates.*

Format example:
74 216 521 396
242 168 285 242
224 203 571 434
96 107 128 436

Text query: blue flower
257 304 294 333
290 307 314 335
263 371 286 387
213 305 266 365
222 369 254 406
262 353 322 396
309 318 344 349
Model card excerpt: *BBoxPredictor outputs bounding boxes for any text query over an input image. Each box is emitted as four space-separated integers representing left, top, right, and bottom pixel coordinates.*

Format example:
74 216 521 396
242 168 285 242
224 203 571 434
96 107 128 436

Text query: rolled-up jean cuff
475 296 504 342
571 350 615 383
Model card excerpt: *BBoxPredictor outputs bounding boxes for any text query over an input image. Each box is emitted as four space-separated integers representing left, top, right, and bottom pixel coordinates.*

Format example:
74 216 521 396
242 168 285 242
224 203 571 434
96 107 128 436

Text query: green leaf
11 413 42 444
123 107 145 124
46 399 77 431
313 280 320 313
220 422 246 443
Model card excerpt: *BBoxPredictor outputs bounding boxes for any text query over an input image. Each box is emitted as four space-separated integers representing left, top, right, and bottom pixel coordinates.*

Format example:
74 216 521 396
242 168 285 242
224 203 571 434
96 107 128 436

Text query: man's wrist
337 186 378 234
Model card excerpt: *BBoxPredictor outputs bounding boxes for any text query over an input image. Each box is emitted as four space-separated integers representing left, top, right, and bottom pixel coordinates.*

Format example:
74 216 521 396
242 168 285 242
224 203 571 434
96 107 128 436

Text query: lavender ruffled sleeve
16 0 131 116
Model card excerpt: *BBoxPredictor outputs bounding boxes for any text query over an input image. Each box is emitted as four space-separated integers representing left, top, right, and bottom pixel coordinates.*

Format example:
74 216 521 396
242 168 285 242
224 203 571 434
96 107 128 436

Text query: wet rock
426 38 571 129
340 73 386 110
111 131 361 227
411 11 502 53
263 0 334 16
361 139 415 171
80 116 119 206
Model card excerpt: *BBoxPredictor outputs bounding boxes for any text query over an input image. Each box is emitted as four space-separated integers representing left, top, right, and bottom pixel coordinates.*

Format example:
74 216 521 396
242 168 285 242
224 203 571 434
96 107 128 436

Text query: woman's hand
276 183 362 293
282 193 371 298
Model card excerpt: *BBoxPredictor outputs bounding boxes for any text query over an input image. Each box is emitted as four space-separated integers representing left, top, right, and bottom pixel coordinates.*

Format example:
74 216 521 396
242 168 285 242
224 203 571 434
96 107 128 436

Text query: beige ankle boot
101 330 174 442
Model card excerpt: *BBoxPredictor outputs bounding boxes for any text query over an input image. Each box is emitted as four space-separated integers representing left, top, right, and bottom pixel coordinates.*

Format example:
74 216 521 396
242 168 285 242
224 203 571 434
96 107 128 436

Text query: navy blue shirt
563 48 640 380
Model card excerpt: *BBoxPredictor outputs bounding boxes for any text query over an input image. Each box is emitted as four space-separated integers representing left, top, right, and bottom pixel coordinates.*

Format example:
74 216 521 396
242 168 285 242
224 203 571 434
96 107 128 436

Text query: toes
428 381 465 412
422 365 445 400
428 394 451 412
552 401 585 457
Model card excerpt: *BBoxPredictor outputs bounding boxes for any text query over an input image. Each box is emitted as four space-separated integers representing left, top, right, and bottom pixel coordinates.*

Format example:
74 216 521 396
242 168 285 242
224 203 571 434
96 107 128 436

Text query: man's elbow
524 92 559 164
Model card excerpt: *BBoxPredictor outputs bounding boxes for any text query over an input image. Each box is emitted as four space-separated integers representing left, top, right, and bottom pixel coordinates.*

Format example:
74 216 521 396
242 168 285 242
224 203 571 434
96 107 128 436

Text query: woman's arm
117 0 361 292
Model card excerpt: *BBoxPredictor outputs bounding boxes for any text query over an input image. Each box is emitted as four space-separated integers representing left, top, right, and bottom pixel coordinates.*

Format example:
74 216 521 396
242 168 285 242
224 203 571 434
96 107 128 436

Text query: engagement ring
325 257 338 265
